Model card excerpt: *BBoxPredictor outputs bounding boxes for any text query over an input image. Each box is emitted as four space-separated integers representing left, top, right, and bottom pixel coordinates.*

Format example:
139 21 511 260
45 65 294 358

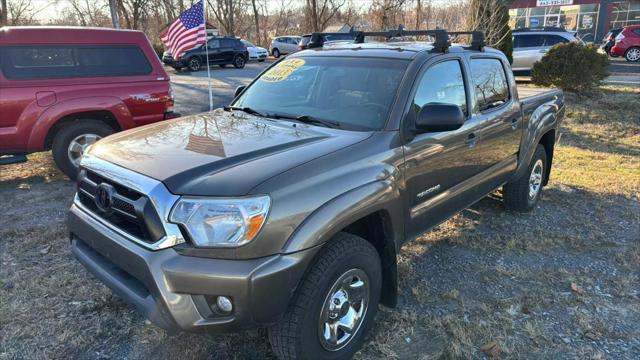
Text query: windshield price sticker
261 59 305 82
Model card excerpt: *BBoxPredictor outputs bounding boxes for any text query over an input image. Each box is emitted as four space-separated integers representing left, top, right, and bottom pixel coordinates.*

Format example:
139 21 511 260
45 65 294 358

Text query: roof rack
512 27 567 33
308 26 485 52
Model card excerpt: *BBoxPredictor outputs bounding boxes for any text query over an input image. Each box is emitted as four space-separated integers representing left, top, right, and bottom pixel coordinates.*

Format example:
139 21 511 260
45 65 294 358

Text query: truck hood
89 109 371 196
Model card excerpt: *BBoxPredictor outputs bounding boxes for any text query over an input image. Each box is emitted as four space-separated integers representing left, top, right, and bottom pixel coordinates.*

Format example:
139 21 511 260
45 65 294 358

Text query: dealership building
509 0 640 42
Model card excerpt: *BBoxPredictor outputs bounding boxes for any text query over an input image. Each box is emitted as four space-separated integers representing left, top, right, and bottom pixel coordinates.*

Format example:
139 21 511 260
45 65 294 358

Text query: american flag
160 1 206 60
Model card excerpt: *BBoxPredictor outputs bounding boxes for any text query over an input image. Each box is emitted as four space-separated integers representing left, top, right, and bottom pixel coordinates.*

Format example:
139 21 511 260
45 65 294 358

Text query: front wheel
187 57 202 71
625 47 640 62
269 232 381 359
503 144 547 212
51 120 115 180
233 55 246 69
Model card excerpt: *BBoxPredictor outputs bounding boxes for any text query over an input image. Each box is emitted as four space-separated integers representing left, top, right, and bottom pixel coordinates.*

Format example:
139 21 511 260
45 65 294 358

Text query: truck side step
0 155 28 165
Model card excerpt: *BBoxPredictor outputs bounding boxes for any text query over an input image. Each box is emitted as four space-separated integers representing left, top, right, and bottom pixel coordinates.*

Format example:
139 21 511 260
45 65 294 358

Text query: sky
30 0 453 24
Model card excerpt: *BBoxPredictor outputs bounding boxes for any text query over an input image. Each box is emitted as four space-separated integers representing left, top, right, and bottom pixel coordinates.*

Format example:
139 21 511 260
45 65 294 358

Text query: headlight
169 196 270 248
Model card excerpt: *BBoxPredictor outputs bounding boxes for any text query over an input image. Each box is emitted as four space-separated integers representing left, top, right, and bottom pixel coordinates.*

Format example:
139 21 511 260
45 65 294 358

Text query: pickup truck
68 29 564 359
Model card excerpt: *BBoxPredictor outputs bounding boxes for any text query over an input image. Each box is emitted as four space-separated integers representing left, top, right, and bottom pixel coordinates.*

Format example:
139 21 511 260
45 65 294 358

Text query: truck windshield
232 57 408 130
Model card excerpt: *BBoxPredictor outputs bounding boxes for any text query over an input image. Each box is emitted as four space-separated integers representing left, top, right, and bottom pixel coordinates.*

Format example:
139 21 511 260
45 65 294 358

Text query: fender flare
27 96 133 151
513 101 562 181
282 177 404 307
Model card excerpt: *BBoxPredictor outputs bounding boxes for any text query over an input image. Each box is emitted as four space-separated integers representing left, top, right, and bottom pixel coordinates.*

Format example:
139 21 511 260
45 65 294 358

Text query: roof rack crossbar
308 26 484 52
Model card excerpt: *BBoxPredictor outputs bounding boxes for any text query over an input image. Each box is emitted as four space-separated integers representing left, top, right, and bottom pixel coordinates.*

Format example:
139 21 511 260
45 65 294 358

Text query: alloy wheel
67 133 101 167
528 159 544 199
318 268 370 351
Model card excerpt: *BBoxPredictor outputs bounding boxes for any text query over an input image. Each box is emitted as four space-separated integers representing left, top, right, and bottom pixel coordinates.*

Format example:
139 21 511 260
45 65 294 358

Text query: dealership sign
536 0 573 6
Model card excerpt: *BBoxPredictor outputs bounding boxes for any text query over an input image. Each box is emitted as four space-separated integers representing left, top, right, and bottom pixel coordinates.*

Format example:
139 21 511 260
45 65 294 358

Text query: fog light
216 296 233 313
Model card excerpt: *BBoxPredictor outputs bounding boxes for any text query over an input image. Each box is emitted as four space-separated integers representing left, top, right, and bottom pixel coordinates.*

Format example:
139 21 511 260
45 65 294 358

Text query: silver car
270 36 301 58
512 30 581 73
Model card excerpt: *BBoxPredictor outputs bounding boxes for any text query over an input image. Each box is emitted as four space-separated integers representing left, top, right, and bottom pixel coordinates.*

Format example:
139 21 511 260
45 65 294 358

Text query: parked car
611 25 640 62
298 33 356 50
0 26 177 179
269 35 301 57
163 36 248 71
241 39 268 62
69 29 564 359
600 28 623 56
512 28 582 75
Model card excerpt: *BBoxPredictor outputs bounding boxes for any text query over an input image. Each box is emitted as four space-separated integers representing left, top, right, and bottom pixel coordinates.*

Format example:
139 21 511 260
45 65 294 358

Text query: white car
270 36 301 58
241 40 268 62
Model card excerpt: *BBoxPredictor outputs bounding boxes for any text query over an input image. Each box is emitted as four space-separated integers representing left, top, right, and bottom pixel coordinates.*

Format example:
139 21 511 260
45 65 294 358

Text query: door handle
510 117 519 130
465 133 478 147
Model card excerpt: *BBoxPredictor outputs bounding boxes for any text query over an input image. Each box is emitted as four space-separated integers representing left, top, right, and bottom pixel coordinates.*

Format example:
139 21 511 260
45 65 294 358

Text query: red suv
611 25 640 62
0 26 178 178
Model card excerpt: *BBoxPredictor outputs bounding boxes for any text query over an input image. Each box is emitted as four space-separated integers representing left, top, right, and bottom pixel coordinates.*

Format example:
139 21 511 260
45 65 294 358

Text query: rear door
205 39 222 63
403 56 487 239
512 34 544 71
466 57 521 191
220 38 236 62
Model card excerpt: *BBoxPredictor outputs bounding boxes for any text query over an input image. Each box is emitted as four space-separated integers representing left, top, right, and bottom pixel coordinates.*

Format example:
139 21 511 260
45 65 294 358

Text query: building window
509 4 599 43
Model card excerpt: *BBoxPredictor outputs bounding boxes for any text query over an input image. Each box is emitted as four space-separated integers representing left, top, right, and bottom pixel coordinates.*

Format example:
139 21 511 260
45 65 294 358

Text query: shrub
531 42 609 92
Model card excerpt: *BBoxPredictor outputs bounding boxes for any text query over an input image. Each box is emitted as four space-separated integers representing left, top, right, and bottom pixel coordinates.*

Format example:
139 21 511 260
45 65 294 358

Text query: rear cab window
0 45 152 80
469 58 510 112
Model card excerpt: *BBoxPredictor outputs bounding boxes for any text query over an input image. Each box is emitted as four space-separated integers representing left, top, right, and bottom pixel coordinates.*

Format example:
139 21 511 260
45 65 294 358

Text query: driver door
402 57 486 240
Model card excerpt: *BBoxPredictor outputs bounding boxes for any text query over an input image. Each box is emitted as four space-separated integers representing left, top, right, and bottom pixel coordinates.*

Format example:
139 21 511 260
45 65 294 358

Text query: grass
1 86 639 359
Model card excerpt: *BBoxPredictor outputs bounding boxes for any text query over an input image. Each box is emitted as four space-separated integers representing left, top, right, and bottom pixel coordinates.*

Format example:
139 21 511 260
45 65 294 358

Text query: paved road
605 57 640 87
169 60 273 116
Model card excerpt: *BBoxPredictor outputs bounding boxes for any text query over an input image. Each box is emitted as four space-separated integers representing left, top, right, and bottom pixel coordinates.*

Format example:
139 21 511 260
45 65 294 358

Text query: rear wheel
219 64 227 68
625 47 640 62
272 48 281 58
233 55 246 69
503 144 547 212
188 57 202 71
51 120 115 180
269 232 381 360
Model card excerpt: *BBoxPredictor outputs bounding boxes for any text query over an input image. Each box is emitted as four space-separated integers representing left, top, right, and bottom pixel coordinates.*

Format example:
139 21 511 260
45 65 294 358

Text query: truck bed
517 86 558 100
517 86 563 114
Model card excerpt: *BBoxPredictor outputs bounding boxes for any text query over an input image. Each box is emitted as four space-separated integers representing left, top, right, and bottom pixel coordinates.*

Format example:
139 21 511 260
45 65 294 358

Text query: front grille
77 169 165 244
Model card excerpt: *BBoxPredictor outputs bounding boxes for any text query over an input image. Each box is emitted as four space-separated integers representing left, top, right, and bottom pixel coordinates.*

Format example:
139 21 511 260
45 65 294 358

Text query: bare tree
304 0 345 32
117 0 150 30
468 0 512 61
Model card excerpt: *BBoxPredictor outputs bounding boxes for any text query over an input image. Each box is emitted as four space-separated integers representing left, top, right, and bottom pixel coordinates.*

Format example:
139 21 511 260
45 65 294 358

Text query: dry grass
1 86 639 359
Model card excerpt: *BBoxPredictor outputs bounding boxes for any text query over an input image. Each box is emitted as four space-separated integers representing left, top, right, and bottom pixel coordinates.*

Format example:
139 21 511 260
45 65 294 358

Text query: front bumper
68 203 319 333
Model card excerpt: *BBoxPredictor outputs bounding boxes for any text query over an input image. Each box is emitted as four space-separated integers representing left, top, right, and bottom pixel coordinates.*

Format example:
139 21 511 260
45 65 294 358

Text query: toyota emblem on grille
95 183 115 212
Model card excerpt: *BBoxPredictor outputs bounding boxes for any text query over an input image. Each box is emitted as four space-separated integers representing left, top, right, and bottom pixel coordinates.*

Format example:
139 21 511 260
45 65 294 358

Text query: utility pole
1 0 8 27
109 0 120 29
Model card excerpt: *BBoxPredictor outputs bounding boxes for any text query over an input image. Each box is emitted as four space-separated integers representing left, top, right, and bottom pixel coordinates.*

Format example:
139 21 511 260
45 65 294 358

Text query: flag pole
202 0 213 111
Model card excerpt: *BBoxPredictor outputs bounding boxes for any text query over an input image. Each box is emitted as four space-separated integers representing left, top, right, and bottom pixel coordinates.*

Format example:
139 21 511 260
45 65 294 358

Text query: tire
624 47 640 62
503 144 547 212
269 232 381 360
233 55 246 69
219 64 227 68
272 48 281 58
187 57 202 71
258 59 265 62
51 120 115 180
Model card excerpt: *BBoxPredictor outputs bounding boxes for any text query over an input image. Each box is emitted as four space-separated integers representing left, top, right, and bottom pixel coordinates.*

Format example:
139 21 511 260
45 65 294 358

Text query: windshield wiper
223 106 266 118
270 113 341 129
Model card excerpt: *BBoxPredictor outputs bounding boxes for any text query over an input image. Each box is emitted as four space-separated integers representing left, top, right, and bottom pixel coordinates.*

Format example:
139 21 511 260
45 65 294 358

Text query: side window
207 39 220 49
515 34 543 48
633 29 640 36
470 58 510 112
221 38 234 47
543 35 569 46
413 60 467 116
0 45 151 80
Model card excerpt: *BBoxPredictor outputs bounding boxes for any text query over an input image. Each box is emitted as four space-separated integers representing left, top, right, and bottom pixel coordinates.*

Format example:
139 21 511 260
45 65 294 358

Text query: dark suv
163 36 249 71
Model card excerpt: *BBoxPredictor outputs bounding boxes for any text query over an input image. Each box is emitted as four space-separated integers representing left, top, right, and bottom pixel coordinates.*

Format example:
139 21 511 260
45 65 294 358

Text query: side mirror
234 85 246 98
415 103 465 132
